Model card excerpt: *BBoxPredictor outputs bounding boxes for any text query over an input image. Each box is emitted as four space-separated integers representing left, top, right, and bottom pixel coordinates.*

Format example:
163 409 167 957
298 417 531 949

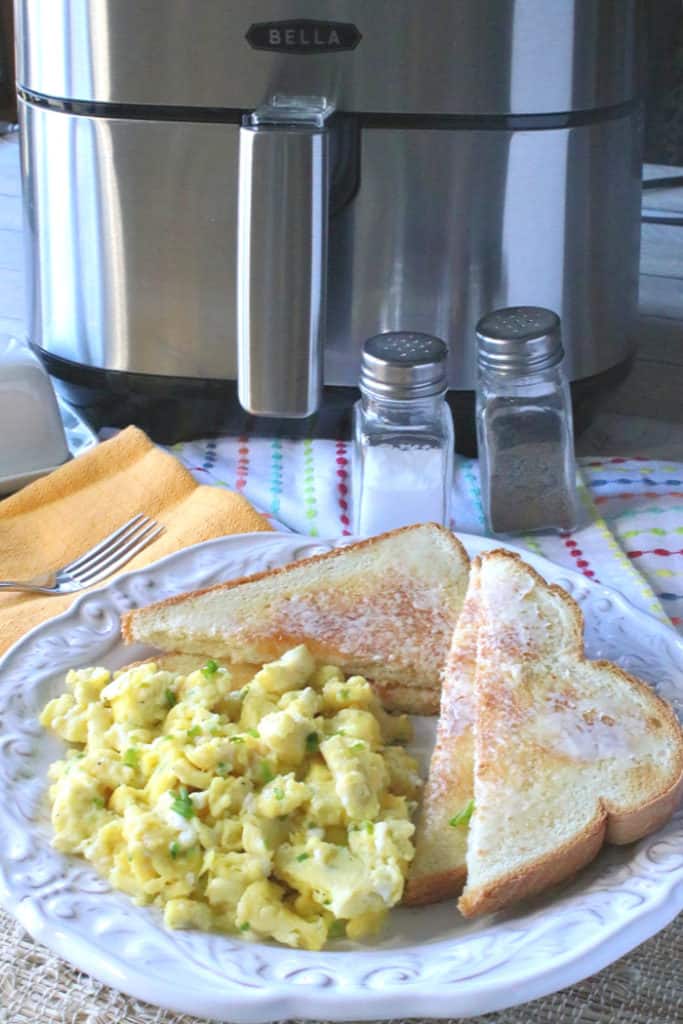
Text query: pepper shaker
352 332 454 536
475 306 577 534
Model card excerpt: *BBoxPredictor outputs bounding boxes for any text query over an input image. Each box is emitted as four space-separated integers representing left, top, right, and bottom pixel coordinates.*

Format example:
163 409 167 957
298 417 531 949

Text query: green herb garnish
123 747 139 768
165 688 177 708
170 787 195 820
202 659 219 677
351 742 365 751
229 735 245 744
305 732 319 753
239 922 250 932
92 796 105 809
340 688 350 700
259 760 275 783
187 725 201 738
216 762 230 776
246 728 260 738
449 799 475 828
328 919 345 938
296 852 311 862
274 787 285 801
239 687 249 700
364 820 374 834
169 840 181 859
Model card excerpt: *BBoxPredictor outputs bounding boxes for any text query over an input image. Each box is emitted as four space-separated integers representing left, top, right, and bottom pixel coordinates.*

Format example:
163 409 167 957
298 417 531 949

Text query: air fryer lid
17 0 637 116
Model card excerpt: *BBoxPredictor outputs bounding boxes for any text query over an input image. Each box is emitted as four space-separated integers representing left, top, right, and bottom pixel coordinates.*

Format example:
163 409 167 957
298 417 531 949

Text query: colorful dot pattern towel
169 438 682 634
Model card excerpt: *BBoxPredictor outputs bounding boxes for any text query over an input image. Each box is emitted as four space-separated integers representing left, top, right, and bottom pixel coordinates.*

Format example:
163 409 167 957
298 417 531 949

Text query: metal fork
0 514 164 594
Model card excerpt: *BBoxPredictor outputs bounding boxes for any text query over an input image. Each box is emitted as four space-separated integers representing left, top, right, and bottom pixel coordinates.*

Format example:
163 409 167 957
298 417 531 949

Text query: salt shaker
352 332 454 536
475 306 577 534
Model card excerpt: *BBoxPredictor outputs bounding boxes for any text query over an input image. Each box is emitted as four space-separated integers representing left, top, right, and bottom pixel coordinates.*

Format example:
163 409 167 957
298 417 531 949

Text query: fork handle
0 581 58 594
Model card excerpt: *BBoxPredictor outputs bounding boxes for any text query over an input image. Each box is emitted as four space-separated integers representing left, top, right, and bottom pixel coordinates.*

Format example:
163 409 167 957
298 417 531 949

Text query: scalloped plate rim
0 530 681 1022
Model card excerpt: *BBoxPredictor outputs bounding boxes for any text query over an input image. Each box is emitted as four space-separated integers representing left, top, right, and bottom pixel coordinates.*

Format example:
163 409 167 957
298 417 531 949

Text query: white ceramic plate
0 532 682 1022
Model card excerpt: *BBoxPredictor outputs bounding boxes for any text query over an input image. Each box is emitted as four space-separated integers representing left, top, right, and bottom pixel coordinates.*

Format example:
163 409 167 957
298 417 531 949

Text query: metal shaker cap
476 307 563 373
360 332 448 399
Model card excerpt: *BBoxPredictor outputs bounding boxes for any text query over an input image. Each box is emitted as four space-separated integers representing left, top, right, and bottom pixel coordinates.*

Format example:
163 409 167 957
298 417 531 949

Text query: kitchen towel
161 436 682 633
0 426 270 656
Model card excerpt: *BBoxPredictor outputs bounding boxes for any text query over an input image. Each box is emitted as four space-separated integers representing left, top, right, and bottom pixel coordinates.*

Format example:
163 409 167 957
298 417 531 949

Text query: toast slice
121 524 470 715
458 550 683 918
403 564 479 904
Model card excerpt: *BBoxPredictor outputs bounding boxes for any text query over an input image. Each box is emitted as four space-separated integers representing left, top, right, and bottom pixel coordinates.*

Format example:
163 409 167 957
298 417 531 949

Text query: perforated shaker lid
360 332 448 399
476 307 563 373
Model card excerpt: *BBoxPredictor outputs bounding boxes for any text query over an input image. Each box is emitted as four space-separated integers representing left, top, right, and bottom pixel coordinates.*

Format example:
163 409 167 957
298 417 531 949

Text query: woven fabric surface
2 440 683 1023
0 907 680 1023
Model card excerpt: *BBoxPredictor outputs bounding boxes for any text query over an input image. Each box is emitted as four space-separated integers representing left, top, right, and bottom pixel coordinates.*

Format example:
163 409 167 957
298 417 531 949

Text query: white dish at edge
0 531 682 1022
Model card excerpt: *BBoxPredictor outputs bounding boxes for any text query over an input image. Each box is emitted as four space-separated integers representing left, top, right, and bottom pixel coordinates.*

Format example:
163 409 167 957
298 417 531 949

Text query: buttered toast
121 524 470 716
404 566 479 904
459 551 683 917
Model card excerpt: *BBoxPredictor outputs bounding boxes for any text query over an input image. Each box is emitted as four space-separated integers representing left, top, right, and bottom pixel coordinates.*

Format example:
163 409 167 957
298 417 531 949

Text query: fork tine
71 524 164 587
67 516 156 580
62 514 150 574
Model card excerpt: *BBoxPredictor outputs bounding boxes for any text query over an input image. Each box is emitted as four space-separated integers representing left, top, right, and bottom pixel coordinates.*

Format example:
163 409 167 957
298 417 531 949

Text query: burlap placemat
0 906 680 1024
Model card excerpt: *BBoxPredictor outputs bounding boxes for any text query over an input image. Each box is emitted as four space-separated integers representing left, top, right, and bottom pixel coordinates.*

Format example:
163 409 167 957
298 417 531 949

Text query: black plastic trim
35 345 633 454
19 88 639 131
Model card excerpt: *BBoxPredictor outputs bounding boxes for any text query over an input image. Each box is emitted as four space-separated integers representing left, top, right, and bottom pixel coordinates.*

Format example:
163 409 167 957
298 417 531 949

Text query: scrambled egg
40 646 422 950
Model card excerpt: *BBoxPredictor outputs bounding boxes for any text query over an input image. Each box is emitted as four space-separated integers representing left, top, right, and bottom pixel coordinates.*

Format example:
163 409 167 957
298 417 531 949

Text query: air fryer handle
237 100 330 418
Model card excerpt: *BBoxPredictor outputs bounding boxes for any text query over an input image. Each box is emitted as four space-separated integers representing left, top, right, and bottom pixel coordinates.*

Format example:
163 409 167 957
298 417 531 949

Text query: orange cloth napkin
0 426 270 656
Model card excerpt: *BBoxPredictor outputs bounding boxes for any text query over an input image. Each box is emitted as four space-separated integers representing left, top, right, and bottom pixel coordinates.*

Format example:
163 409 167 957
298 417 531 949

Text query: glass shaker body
352 389 454 536
476 362 577 534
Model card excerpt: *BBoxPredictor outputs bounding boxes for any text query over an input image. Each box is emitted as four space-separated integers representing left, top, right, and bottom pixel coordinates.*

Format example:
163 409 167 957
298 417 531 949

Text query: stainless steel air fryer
15 0 641 448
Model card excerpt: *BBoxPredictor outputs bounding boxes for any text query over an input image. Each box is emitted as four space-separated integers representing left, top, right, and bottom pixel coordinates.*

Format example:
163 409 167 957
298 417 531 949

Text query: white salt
355 445 447 536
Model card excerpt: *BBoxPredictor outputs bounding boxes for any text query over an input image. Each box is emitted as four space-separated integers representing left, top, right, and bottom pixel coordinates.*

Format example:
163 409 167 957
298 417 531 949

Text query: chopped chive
246 728 260 738
169 840 181 859
75 752 86 759
229 735 245 744
92 796 105 808
239 921 250 932
351 742 364 751
202 660 219 677
364 821 374 834
274 787 285 801
323 897 332 906
165 688 177 708
216 762 230 776
296 852 311 862
123 747 139 768
449 799 475 828
340 688 350 700
187 725 201 738
328 919 345 938
259 760 275 783
305 732 319 753
170 787 195 820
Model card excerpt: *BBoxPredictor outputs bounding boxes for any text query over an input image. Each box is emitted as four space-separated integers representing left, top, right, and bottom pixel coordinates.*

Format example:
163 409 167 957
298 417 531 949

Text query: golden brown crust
121 523 467 644
405 567 480 904
458 813 606 918
460 550 683 919
403 864 467 906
